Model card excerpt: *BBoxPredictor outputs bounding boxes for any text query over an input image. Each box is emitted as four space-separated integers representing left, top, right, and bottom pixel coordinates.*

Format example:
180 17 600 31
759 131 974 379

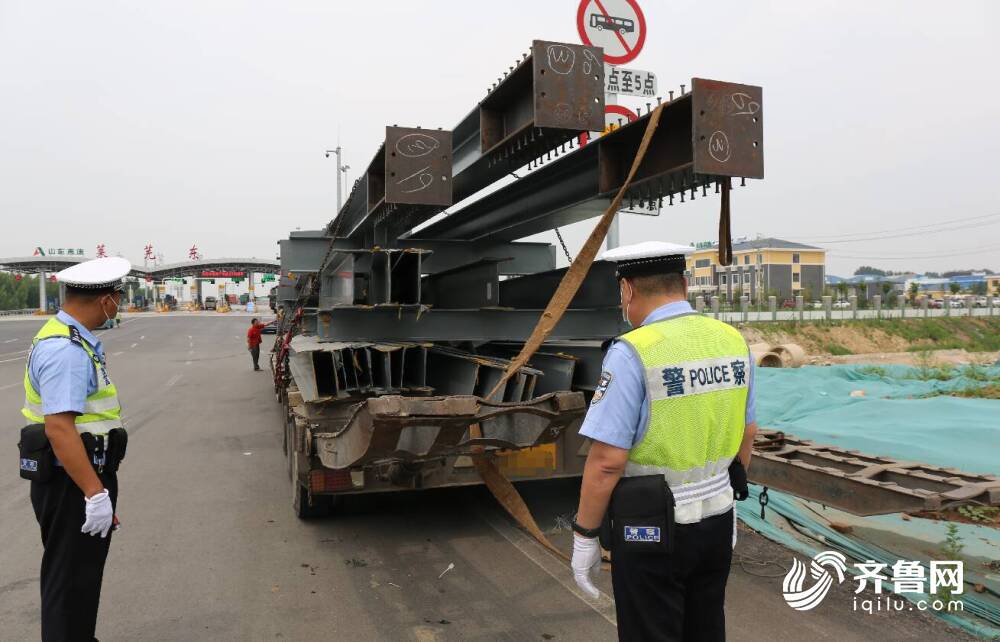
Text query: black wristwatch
571 515 601 538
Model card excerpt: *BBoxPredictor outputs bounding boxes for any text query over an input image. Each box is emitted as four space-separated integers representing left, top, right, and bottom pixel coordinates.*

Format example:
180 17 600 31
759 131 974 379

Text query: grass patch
858 365 890 378
951 385 1000 399
825 343 851 356
961 363 992 382
746 318 1000 353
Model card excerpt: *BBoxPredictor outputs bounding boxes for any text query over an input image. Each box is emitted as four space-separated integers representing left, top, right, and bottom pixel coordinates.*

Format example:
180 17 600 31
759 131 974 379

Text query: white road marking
130 343 138 349
139 336 145 340
112 351 124 356
185 361 192 366
3 338 18 344
0 356 27 364
165 374 182 388
475 506 618 627
0 382 21 391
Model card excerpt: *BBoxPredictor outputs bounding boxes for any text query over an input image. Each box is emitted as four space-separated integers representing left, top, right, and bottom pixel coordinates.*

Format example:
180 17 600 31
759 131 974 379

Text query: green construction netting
741 364 1000 637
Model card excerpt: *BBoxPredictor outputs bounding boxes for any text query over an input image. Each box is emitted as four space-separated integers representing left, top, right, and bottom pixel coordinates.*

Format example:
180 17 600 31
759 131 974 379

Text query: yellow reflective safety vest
22 318 123 436
619 313 750 523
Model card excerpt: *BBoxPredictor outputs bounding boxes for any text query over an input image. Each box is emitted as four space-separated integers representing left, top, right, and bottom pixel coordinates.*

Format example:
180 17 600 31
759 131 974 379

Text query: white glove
81 490 114 538
571 533 602 600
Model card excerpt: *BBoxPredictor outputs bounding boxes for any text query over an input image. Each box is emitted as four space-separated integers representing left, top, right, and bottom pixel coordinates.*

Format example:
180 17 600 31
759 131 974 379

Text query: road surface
0 315 978 640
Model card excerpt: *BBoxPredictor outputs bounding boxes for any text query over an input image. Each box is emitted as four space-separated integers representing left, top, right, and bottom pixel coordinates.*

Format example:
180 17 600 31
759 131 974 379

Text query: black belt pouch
18 424 54 482
729 460 749 501
607 474 675 555
105 428 128 472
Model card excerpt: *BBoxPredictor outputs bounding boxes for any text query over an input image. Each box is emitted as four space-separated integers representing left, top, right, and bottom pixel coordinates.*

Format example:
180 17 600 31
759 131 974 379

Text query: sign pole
38 270 46 311
577 0 648 250
605 90 620 251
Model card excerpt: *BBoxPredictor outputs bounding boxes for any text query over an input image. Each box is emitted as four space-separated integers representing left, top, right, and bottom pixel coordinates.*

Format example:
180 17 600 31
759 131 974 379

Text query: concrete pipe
759 352 784 368
771 343 807 368
749 342 773 367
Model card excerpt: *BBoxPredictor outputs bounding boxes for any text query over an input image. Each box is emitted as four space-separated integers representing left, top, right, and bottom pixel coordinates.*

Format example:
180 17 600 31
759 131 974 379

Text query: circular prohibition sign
579 104 638 146
576 0 647 65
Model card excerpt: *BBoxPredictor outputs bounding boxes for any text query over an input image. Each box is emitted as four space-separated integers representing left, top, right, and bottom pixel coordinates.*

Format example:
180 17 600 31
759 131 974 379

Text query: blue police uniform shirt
27 310 103 416
579 301 757 450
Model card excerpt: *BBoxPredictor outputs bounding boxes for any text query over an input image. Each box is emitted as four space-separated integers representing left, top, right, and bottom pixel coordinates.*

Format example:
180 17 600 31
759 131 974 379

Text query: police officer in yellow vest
19 257 131 642
570 242 758 641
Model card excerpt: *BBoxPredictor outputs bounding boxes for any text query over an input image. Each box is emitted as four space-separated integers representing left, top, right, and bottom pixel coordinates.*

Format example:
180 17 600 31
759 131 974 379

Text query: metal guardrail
692 295 1000 325
0 308 40 317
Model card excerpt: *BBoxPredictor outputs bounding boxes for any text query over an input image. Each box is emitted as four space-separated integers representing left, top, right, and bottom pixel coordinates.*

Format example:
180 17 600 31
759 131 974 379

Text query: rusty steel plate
691 78 763 179
385 126 453 207
532 40 605 132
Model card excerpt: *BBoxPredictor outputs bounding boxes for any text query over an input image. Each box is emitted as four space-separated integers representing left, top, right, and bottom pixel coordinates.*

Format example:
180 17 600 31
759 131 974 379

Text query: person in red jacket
246 318 263 371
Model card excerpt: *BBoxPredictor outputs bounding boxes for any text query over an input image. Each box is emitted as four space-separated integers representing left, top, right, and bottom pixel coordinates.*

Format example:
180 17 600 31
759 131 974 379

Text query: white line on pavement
475 506 618 627
185 361 192 366
0 382 21 391
165 374 182 388
112 351 124 356
130 343 138 349
3 338 18 344
139 336 145 340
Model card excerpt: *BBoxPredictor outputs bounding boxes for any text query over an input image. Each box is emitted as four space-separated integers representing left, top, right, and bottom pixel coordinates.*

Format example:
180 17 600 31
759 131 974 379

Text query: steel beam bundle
275 43 772 493
326 39 606 243
414 77 763 242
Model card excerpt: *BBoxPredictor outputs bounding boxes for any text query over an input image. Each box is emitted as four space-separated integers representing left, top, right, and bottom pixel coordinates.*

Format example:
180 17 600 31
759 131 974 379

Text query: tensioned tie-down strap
470 102 670 562
718 177 733 266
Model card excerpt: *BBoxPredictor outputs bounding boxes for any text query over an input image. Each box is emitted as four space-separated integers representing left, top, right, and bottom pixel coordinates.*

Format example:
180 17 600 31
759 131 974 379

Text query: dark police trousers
611 509 734 642
31 468 118 642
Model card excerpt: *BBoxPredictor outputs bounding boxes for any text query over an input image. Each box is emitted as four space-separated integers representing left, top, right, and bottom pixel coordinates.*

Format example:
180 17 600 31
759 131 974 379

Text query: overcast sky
1 0 997 276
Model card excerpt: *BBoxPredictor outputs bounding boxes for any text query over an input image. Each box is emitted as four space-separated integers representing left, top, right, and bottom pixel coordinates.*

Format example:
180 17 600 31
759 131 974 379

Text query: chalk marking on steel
475 506 617 627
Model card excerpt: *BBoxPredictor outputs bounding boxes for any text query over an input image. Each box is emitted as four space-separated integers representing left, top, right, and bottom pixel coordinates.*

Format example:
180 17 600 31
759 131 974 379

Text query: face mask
102 295 119 323
620 280 633 327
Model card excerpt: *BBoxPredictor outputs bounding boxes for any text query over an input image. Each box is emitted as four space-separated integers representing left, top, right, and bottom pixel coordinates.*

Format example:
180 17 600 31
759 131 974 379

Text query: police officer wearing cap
569 242 758 641
19 257 131 642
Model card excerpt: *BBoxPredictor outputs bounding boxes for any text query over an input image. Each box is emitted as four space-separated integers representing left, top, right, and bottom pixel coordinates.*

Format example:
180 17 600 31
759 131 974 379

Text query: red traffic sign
604 104 638 129
576 0 646 66
579 104 638 145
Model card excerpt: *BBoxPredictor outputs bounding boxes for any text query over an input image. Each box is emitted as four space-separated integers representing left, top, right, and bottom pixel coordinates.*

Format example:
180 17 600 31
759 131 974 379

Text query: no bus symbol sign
576 0 647 65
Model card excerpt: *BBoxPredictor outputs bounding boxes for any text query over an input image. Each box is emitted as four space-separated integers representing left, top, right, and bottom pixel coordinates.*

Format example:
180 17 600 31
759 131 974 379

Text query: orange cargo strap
471 102 669 560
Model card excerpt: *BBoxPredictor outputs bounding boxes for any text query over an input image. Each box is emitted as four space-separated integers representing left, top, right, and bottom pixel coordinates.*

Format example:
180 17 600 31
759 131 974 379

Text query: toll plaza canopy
0 256 279 280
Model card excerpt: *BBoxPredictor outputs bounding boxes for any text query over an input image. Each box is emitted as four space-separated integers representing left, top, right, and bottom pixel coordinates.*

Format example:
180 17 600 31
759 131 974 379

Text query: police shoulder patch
591 371 613 405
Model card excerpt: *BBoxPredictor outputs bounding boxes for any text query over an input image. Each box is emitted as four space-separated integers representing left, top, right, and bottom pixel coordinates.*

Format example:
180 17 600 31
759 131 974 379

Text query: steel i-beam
413 77 764 242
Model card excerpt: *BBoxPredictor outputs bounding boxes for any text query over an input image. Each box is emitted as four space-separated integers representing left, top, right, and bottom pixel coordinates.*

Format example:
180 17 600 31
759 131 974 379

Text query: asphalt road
0 314 977 641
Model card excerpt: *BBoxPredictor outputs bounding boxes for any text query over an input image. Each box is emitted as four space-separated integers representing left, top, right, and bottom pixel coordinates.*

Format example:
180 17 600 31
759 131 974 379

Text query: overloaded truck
268 38 1000 523
268 38 768 517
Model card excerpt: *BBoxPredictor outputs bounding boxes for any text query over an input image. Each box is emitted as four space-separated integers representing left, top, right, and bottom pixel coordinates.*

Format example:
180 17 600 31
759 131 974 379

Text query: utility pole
325 147 351 213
